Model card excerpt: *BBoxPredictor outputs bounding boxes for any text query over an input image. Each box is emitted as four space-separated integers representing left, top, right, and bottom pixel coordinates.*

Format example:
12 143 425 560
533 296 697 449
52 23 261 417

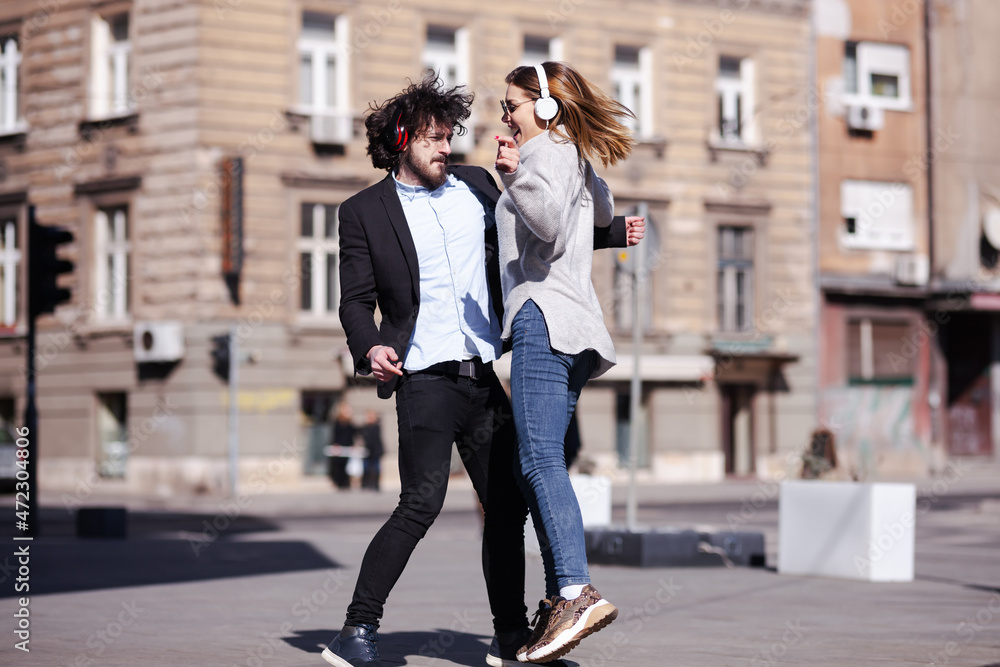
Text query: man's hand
494 135 519 174
625 216 645 246
367 345 403 382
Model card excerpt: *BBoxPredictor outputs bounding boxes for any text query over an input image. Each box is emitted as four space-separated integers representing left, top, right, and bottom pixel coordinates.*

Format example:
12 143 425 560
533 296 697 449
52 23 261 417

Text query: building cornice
280 172 372 191
704 197 772 215
0 190 27 206
669 0 809 19
73 175 142 196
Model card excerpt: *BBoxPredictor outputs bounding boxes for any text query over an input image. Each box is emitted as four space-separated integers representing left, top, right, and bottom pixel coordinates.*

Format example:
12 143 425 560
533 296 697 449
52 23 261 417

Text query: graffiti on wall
820 385 926 477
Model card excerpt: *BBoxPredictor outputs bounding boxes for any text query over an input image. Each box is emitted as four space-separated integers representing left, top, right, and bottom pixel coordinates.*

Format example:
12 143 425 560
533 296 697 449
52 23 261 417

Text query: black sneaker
322 623 382 667
486 626 578 667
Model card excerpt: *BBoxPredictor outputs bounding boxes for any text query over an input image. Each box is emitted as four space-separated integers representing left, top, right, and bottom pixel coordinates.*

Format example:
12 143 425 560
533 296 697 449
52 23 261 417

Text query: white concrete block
525 474 612 556
571 474 613 528
778 481 916 582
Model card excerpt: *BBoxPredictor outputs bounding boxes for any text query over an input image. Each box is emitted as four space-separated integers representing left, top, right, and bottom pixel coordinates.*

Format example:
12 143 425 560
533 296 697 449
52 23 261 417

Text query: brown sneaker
517 585 618 663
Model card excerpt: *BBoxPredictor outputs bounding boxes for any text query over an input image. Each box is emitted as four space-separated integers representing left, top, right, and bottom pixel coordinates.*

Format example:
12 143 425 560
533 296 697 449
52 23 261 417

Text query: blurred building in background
10 0 996 495
815 0 1000 479
927 0 1000 464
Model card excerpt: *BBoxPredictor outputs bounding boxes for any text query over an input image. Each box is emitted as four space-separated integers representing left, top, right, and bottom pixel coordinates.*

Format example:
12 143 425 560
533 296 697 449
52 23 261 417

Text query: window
847 318 914 384
841 180 914 250
843 41 912 111
90 14 133 119
298 12 351 143
0 36 22 134
717 225 754 333
615 392 650 468
97 392 127 478
612 45 652 137
614 203 658 331
94 206 130 320
0 215 20 327
521 35 563 65
422 25 472 154
298 203 340 318
716 55 755 144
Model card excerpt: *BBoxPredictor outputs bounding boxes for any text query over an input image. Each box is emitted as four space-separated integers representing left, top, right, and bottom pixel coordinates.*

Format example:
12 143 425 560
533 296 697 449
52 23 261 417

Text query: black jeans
344 370 529 633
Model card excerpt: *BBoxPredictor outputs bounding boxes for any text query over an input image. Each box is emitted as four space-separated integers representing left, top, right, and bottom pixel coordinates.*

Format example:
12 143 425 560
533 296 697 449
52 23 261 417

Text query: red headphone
391 109 408 152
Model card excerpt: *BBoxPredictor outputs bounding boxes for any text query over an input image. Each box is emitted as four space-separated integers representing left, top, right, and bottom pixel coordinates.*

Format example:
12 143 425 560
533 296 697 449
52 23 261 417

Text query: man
323 76 642 667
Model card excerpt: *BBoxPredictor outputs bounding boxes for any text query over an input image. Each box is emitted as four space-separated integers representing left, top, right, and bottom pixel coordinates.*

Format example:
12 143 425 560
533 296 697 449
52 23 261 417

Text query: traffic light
28 206 74 319
211 333 230 382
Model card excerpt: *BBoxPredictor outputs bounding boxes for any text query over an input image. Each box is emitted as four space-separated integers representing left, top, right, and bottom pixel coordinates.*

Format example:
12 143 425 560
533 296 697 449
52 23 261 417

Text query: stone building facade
815 0 1000 478
0 0 816 495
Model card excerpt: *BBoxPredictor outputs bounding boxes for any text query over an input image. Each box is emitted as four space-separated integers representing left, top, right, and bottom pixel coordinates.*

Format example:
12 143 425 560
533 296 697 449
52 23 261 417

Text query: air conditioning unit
133 321 185 363
894 254 929 286
846 104 885 132
310 114 353 145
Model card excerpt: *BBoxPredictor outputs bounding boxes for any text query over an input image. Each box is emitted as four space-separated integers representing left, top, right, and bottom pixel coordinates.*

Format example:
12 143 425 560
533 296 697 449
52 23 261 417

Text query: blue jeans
510 299 596 597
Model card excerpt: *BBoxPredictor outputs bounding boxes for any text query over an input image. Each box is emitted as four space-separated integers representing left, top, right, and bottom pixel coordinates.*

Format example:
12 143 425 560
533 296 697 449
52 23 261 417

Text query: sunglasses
500 98 536 116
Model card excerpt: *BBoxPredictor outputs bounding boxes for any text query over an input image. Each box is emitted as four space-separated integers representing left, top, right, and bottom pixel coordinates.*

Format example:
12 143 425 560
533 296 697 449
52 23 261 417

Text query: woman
493 61 640 663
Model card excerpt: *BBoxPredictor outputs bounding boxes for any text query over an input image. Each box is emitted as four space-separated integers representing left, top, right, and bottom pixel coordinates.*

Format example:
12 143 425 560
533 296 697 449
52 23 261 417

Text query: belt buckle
459 360 477 380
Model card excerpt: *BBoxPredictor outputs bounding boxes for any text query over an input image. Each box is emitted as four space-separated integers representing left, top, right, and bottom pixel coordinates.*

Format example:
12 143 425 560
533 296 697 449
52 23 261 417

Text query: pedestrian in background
360 410 384 491
328 402 355 491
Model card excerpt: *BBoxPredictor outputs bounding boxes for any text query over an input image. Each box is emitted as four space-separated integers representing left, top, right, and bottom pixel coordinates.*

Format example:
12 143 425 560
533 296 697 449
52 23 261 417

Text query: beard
402 151 448 190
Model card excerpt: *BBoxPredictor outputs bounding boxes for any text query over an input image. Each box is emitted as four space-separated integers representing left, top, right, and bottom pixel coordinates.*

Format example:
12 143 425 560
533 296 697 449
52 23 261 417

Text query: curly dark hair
364 75 474 171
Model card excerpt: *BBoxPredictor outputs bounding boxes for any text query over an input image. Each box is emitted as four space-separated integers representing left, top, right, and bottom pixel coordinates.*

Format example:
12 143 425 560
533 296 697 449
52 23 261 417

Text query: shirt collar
393 170 456 202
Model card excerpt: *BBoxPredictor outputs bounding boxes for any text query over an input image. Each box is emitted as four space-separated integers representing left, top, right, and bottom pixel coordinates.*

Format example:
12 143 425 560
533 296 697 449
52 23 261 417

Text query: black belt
410 357 491 380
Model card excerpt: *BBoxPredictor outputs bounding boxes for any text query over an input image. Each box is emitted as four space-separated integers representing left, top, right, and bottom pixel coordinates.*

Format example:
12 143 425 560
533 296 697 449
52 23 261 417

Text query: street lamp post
626 202 648 532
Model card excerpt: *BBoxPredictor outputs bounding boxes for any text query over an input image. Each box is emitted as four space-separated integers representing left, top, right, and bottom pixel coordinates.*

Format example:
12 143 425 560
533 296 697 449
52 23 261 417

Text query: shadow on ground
0 509 341 597
286 628 494 667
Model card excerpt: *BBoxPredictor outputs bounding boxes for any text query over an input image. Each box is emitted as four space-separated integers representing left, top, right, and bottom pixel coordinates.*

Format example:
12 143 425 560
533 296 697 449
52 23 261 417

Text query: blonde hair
505 61 636 168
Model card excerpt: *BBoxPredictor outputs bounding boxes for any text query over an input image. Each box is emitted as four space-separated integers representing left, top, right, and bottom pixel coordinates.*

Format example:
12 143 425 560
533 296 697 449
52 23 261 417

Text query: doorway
721 384 755 476
941 312 993 457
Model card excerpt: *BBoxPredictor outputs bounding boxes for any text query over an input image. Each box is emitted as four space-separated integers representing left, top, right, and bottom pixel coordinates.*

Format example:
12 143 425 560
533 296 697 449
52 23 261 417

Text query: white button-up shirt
394 172 502 371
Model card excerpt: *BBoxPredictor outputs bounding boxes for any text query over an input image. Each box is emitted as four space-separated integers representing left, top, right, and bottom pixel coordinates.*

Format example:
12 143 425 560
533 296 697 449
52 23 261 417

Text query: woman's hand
495 135 519 174
625 216 645 246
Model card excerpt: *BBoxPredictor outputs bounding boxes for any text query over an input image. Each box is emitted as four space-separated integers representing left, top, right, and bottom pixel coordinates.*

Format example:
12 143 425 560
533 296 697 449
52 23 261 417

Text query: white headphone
533 63 559 121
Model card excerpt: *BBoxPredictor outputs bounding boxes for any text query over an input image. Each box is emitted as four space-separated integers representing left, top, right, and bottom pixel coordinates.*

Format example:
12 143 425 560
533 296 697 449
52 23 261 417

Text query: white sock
559 584 585 600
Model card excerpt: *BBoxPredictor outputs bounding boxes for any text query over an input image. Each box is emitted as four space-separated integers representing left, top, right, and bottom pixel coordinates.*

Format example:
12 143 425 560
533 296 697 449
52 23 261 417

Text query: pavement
0 461 999 667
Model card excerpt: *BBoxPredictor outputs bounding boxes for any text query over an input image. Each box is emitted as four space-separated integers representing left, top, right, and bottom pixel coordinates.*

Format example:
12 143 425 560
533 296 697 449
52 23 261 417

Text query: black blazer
338 165 627 398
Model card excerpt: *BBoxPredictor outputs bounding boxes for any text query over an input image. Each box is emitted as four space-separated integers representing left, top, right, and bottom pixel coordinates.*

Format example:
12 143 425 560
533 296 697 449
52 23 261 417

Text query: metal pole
228 324 239 497
626 203 648 532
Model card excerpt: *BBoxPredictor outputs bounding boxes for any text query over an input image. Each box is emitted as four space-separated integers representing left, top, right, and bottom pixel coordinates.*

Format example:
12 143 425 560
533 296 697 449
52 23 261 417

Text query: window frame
520 34 564 66
96 391 129 479
613 201 663 333
296 10 352 143
88 11 135 121
611 44 653 139
706 205 769 338
845 314 917 385
842 41 913 112
93 204 132 323
716 225 756 334
0 208 22 330
714 54 756 145
422 24 473 154
0 34 24 135
840 179 915 251
296 201 342 323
